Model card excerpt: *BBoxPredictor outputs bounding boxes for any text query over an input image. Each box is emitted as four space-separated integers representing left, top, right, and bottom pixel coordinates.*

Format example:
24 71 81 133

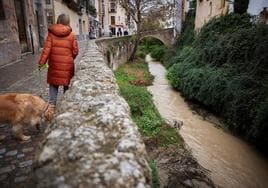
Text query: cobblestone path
0 40 88 188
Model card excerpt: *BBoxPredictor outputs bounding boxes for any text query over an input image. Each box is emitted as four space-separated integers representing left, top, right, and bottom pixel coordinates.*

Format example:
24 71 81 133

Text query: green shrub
150 160 160 188
115 60 183 145
150 45 167 61
165 46 193 68
176 11 196 49
194 13 252 48
118 81 163 136
167 13 268 153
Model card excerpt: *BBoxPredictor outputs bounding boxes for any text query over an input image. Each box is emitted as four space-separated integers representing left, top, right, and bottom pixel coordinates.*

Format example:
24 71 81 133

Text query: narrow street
0 40 88 187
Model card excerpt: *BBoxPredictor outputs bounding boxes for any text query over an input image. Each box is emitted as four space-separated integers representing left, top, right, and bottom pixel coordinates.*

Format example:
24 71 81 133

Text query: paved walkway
0 40 88 187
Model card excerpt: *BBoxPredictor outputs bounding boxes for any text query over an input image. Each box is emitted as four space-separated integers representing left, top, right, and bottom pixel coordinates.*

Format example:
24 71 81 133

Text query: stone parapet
33 41 151 188
96 36 135 70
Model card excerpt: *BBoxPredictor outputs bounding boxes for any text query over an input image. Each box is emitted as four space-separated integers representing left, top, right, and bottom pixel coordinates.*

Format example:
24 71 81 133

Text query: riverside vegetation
146 12 268 155
114 47 215 187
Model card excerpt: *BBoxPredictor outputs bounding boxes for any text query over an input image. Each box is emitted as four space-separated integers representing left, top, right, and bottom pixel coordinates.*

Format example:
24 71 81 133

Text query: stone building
87 0 100 39
195 0 230 30
100 0 130 36
53 0 89 40
45 0 55 26
0 0 47 67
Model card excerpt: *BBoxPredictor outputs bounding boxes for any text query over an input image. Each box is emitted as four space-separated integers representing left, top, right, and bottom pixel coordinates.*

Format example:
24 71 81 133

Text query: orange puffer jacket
39 24 78 86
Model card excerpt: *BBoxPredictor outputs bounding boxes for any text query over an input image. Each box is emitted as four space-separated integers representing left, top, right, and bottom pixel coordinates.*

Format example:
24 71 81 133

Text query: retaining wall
33 41 151 188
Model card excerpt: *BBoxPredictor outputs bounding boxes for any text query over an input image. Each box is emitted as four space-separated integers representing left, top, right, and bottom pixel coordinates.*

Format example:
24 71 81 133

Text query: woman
39 14 78 106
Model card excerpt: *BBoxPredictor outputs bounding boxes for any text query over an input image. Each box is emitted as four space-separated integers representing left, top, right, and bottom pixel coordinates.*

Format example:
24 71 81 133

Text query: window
46 0 51 4
111 16 115 25
110 2 116 13
209 2 212 16
220 0 225 8
0 0 5 20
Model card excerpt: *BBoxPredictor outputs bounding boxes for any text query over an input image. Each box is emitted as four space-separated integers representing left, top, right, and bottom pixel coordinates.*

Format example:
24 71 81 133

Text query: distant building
248 0 268 24
174 0 195 34
53 0 89 40
0 0 47 67
195 0 230 30
101 0 130 36
45 0 55 26
182 0 191 21
87 0 100 39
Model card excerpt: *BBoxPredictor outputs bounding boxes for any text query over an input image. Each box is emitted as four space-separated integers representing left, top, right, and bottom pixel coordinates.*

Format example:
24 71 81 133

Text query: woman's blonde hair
56 14 70 25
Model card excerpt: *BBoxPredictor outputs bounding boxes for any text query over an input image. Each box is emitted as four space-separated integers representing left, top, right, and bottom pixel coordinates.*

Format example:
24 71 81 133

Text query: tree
234 0 249 14
140 5 173 32
119 0 172 61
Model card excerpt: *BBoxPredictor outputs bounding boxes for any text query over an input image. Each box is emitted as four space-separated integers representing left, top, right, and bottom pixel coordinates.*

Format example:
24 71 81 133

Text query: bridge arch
139 28 175 47
139 35 167 46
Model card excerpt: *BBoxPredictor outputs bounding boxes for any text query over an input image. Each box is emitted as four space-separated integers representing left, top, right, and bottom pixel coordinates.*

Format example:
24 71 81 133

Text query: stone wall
96 36 135 70
33 41 151 188
195 0 229 30
0 0 21 67
0 0 47 67
96 30 174 70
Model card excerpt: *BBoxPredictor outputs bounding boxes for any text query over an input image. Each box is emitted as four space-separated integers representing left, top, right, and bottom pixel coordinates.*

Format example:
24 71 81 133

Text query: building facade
53 0 89 40
45 0 55 26
100 0 130 36
195 0 229 30
87 0 100 38
0 0 47 67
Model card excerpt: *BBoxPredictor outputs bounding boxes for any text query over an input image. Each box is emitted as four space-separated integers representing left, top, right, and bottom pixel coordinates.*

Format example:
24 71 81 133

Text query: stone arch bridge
96 28 176 70
140 28 175 46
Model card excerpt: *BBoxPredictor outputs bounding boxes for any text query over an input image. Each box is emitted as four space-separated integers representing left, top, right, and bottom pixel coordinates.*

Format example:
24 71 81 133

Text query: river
146 55 268 188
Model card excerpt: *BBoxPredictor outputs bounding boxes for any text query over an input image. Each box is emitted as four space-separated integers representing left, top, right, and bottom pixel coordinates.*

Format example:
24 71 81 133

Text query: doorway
78 18 82 40
14 0 29 53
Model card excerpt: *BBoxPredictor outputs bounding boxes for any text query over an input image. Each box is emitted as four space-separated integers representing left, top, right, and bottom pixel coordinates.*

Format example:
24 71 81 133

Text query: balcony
62 0 80 13
88 4 97 17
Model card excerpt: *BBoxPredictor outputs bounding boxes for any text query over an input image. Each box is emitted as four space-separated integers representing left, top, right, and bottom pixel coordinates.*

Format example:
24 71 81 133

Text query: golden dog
0 93 54 141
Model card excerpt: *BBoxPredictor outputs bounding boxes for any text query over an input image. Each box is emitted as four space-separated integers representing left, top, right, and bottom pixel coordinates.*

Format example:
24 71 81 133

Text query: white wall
54 1 89 37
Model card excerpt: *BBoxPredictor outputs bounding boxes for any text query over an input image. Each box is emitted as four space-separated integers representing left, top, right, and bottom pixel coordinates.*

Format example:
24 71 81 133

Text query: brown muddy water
146 55 268 188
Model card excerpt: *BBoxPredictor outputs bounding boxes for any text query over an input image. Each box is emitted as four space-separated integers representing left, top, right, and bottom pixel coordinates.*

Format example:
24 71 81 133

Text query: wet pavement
0 40 88 187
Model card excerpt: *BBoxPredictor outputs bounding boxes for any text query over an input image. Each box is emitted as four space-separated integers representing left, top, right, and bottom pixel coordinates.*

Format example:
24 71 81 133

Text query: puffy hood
48 24 72 37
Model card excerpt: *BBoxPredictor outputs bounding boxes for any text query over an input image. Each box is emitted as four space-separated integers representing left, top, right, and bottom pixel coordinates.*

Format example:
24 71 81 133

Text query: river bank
146 55 268 188
114 56 215 187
